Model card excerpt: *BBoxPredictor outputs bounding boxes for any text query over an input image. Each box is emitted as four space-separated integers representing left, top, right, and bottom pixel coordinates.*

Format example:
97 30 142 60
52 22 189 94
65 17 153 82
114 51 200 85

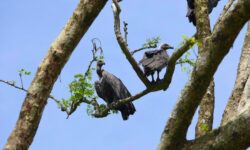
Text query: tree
3 0 108 149
1 0 250 149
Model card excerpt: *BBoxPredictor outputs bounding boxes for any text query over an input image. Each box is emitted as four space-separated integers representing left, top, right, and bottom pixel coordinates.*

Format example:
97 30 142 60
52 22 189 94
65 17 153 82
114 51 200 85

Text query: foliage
97 55 105 61
59 70 97 113
58 51 117 117
178 36 198 74
143 36 161 48
18 68 31 76
87 104 94 116
200 123 209 132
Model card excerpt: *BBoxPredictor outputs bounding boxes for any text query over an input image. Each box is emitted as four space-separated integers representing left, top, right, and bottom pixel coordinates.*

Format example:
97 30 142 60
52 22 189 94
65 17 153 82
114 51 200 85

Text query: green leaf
143 36 161 48
18 68 31 76
200 123 209 132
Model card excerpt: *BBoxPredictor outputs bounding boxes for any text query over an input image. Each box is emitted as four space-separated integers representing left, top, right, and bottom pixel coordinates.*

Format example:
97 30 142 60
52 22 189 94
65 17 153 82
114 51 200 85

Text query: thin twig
19 73 24 89
123 21 128 46
130 45 157 55
112 0 151 87
0 79 61 104
65 38 103 118
0 79 27 92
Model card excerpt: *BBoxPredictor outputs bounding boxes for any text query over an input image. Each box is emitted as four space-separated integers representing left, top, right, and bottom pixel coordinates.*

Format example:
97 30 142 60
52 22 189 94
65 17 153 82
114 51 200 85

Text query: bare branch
130 45 157 55
93 88 151 118
18 73 24 89
0 79 27 92
0 79 61 105
123 21 128 46
112 0 151 87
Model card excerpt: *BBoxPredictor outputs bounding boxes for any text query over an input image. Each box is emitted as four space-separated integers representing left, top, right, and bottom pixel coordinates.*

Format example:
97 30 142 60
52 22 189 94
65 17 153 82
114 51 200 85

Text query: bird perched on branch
139 43 174 82
186 0 220 26
94 60 136 120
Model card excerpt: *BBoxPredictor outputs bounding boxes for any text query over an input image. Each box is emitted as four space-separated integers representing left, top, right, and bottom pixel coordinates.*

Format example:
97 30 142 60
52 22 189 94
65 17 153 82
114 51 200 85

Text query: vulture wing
102 71 132 99
150 51 169 71
95 80 114 104
208 0 220 13
95 70 136 120
145 49 161 57
139 49 161 66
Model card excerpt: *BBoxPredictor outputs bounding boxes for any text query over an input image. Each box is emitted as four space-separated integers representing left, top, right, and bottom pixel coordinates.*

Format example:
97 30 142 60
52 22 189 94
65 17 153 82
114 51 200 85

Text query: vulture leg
151 74 155 82
156 71 160 82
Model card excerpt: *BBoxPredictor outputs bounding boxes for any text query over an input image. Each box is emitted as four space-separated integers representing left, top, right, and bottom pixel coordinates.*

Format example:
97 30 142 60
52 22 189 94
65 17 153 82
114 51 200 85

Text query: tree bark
221 22 250 126
158 0 250 149
184 106 250 150
195 80 215 138
4 0 107 149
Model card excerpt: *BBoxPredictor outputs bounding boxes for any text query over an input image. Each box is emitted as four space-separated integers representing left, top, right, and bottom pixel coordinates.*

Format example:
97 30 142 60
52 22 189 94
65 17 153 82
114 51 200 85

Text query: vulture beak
168 46 174 49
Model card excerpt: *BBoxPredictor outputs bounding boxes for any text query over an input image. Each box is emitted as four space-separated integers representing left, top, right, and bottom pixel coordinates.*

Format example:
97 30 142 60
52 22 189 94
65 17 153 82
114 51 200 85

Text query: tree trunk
4 0 107 149
221 22 250 126
195 80 215 138
158 0 250 149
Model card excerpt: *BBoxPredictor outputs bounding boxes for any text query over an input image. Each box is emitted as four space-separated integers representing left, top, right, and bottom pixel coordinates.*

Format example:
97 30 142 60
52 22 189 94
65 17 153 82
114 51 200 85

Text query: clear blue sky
0 0 247 149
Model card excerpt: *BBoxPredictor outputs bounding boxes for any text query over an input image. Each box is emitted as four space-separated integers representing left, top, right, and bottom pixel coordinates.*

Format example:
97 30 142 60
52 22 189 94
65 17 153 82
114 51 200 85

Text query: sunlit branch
112 0 151 87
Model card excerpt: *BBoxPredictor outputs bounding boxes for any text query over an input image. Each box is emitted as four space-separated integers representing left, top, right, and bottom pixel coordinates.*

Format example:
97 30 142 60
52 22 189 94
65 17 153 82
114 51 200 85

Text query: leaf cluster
18 68 31 76
143 37 161 48
59 69 97 113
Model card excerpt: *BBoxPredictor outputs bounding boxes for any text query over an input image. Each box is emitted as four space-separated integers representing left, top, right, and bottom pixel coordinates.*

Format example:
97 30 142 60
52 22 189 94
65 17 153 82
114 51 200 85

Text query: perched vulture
186 0 220 26
94 60 136 120
139 43 174 82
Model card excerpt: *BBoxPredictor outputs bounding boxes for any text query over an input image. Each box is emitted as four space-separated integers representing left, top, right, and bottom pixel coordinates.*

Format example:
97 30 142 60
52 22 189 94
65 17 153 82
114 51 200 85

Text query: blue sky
0 0 248 149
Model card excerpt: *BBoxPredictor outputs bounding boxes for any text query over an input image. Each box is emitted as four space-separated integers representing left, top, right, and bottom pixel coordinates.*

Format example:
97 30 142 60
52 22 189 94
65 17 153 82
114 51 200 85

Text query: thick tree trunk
184 107 250 149
158 0 250 149
4 0 107 149
221 22 250 126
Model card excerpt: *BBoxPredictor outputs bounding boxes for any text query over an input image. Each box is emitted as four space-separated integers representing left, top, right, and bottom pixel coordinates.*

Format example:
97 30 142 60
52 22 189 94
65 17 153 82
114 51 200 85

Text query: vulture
94 60 136 120
186 0 220 26
139 43 174 82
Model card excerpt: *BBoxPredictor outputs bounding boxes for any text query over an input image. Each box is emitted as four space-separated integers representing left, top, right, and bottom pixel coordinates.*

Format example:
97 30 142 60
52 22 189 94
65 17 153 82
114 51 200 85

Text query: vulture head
160 43 174 50
97 60 105 67
96 60 105 78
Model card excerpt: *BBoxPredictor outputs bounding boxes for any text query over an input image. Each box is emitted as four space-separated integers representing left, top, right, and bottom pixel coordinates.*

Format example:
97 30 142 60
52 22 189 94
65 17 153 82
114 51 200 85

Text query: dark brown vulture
186 0 220 26
94 60 136 120
139 43 174 82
